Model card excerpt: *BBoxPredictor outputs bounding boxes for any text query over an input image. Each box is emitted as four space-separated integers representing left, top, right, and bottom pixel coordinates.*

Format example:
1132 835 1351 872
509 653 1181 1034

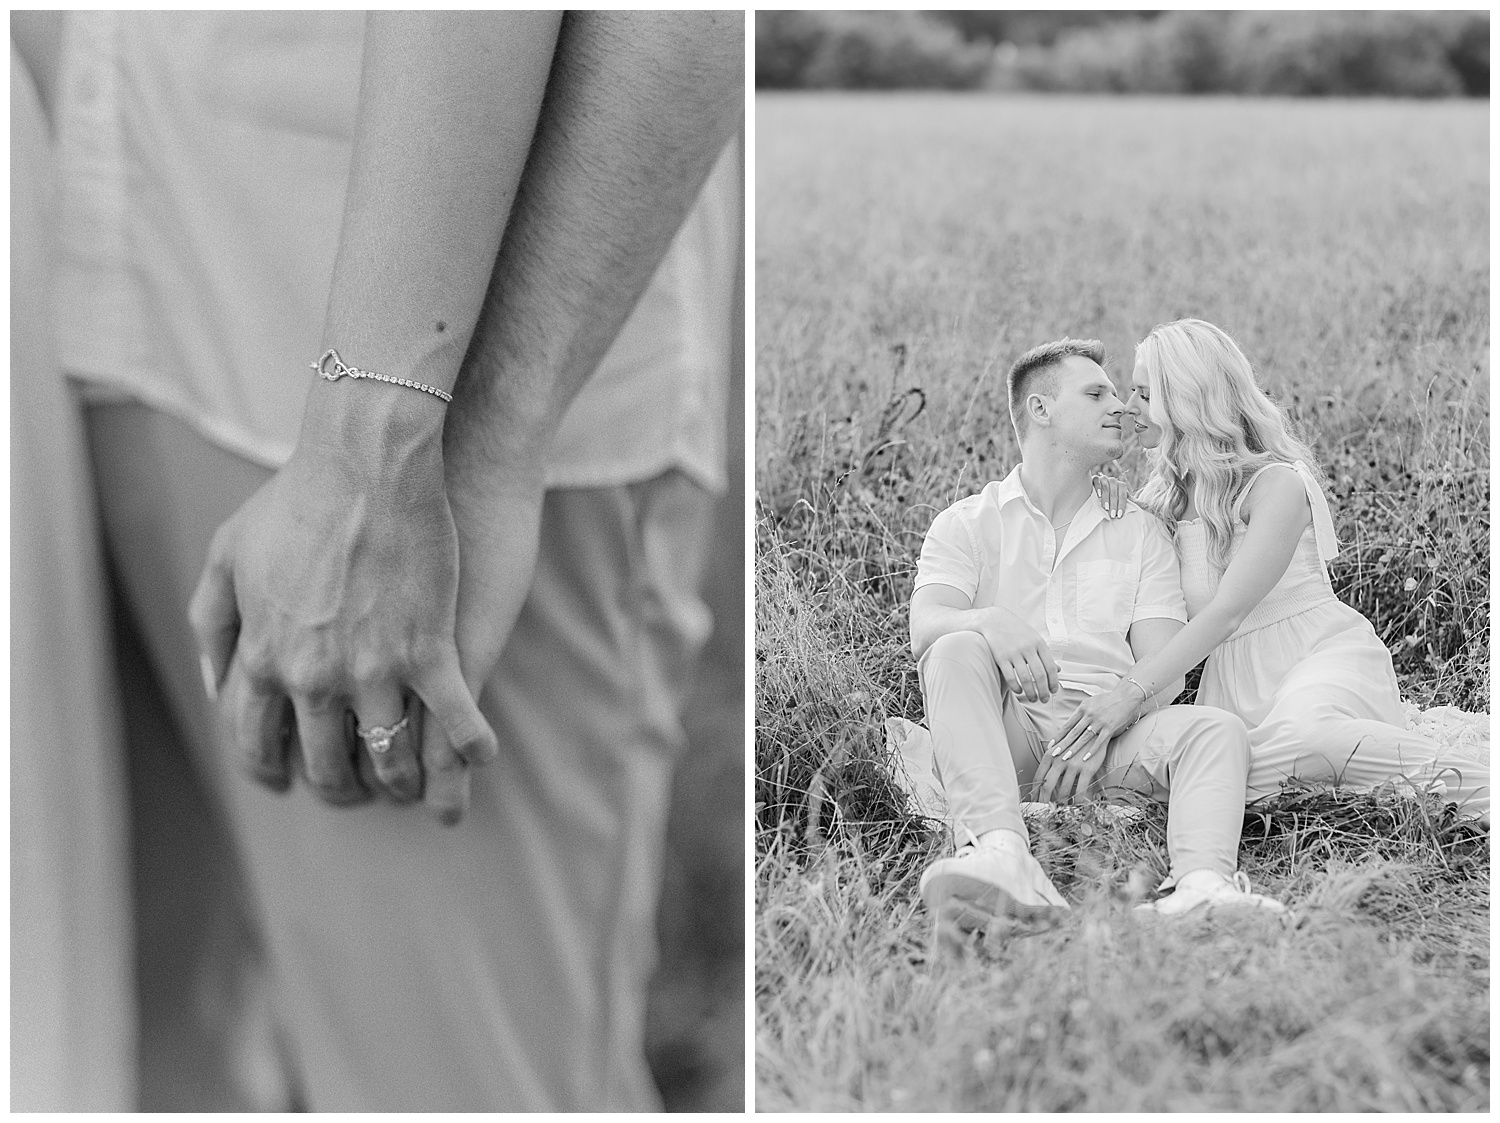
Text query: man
910 338 1283 953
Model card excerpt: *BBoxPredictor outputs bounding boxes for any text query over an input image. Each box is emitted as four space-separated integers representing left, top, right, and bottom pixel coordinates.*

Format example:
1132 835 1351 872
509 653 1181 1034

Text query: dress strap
1232 460 1340 562
1291 460 1341 562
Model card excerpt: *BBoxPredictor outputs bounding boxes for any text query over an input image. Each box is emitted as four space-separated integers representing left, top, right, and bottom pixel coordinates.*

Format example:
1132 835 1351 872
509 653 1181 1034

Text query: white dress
1178 461 1488 817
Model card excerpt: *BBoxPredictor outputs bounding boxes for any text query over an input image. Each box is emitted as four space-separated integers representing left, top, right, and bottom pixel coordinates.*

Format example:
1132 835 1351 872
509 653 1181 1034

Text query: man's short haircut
1007 337 1106 440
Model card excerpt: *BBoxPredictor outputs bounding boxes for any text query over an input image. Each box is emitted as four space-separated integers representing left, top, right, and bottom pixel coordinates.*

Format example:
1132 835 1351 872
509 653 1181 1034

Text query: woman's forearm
1125 605 1243 703
300 11 561 462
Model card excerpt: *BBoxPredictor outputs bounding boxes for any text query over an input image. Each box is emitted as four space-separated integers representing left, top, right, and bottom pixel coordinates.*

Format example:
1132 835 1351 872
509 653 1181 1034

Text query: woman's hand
1092 472 1129 519
1034 685 1140 804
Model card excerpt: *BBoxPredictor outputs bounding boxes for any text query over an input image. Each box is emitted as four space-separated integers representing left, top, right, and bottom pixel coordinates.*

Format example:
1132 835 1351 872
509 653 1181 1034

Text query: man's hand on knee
980 619 1059 704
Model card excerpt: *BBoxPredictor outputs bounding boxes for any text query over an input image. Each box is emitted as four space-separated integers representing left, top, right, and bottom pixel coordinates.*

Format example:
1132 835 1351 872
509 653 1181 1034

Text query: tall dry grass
754 94 1488 1110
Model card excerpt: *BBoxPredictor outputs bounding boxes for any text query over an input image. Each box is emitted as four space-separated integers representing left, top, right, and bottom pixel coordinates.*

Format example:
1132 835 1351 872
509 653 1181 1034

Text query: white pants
918 631 1252 882
88 401 714 1110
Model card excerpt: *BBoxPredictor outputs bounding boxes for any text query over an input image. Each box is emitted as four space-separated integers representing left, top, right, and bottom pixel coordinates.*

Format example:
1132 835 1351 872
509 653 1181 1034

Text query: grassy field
754 94 1488 1111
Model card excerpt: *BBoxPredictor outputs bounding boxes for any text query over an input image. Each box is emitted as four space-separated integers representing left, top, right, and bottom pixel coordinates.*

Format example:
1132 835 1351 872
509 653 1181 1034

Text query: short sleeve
914 503 980 602
1132 517 1188 624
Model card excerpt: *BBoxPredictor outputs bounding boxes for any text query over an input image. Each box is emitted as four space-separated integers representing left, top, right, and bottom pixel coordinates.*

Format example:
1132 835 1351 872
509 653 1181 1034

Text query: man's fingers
188 534 240 698
222 659 292 792
292 699 368 806
415 652 498 767
352 686 423 803
1014 656 1038 701
1037 760 1059 805
1022 652 1054 701
1039 649 1060 695
420 732 471 826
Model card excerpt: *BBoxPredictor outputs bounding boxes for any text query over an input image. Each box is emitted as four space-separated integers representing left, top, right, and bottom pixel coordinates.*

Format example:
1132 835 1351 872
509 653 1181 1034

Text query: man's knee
1161 703 1250 768
921 630 993 672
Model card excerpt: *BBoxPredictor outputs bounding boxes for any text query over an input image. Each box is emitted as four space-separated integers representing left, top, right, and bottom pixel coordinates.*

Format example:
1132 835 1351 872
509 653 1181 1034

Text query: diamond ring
357 710 410 755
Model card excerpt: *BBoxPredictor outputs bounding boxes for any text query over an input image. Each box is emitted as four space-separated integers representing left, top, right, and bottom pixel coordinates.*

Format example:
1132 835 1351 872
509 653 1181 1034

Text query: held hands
1034 685 1141 804
189 423 500 825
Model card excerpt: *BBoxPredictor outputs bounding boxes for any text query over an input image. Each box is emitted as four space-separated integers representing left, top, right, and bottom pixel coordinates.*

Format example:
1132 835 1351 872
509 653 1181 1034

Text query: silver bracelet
311 348 453 403
1123 675 1151 702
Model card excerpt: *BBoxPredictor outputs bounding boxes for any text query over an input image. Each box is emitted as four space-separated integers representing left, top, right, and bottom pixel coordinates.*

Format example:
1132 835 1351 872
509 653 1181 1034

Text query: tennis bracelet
311 348 453 403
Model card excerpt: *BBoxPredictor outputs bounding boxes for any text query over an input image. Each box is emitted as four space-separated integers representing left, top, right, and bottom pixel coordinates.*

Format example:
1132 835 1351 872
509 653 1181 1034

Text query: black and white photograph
13 10 743 1111
754 10 1488 1112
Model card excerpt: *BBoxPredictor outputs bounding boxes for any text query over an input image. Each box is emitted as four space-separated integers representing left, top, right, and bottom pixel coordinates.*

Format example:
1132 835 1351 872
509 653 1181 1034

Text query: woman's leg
1247 681 1489 818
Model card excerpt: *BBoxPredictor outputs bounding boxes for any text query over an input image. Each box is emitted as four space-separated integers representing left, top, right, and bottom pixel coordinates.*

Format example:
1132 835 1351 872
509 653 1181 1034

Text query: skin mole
436 321 446 333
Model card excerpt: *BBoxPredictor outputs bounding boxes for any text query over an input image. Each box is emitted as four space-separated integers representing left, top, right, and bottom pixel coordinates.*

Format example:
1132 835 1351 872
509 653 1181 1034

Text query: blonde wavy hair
1133 319 1323 573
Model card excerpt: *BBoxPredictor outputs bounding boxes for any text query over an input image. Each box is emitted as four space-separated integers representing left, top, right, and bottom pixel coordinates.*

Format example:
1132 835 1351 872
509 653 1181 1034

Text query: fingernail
199 652 218 701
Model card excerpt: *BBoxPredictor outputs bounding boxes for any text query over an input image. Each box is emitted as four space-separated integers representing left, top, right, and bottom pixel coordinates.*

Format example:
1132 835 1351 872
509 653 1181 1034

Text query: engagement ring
357 711 410 755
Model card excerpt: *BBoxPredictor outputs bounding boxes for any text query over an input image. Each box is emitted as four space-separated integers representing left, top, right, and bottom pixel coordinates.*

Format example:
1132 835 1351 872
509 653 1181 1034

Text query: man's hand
189 413 498 816
978 612 1059 703
411 463 548 825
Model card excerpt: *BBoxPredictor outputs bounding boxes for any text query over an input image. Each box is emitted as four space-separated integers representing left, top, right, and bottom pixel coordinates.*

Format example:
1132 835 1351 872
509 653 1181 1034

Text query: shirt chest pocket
1074 560 1136 633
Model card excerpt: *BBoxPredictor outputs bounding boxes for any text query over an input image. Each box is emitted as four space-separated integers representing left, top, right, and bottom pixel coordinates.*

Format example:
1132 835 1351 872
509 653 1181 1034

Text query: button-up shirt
51 11 735 493
915 465 1187 695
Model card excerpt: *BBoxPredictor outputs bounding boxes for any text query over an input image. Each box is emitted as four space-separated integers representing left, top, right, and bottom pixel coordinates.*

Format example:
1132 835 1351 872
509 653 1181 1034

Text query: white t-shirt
51 11 735 493
915 466 1188 696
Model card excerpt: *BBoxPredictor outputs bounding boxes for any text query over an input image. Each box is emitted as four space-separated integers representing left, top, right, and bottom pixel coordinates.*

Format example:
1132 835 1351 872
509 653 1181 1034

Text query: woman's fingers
352 685 423 803
187 526 240 698
222 659 293 792
1050 717 1085 758
292 697 368 806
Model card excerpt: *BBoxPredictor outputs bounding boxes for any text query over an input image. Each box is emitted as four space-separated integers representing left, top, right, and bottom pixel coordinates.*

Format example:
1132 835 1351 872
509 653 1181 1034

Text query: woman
1050 319 1487 820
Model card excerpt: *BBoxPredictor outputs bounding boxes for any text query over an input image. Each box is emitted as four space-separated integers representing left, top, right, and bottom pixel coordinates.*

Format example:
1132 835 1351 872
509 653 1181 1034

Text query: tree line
756 11 1488 97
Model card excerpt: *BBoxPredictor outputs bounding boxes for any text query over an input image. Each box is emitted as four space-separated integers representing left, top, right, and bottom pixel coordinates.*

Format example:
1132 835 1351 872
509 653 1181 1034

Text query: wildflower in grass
1404 577 1418 591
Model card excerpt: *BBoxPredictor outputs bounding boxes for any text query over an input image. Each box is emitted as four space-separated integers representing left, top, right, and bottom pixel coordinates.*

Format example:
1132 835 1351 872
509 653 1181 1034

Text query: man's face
1042 355 1127 460
1125 359 1164 449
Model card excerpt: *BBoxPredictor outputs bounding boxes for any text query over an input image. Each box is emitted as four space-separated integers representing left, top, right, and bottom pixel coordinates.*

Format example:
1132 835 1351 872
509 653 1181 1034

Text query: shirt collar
990 463 1110 544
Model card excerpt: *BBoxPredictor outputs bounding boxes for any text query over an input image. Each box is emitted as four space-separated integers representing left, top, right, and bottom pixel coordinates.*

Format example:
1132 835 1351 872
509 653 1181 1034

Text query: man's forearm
444 10 743 481
910 603 999 661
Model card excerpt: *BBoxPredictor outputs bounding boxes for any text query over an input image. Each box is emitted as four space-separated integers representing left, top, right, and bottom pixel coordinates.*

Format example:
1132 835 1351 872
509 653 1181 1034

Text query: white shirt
51 11 735 493
915 465 1188 695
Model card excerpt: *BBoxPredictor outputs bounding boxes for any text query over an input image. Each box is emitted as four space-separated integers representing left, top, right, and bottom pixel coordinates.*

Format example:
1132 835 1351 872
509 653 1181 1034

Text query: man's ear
1026 392 1051 429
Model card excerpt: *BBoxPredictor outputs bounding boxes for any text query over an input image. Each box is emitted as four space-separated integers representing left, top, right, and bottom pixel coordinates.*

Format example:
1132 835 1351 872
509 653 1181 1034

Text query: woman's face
1126 359 1164 449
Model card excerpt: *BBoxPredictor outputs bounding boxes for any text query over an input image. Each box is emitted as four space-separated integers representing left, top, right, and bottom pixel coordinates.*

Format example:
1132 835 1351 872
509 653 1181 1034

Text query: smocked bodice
1176 461 1341 638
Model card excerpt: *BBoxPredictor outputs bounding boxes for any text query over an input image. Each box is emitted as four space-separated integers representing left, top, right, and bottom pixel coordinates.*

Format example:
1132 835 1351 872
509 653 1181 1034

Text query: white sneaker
919 837 1071 944
1140 869 1287 917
